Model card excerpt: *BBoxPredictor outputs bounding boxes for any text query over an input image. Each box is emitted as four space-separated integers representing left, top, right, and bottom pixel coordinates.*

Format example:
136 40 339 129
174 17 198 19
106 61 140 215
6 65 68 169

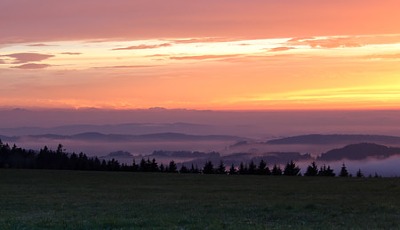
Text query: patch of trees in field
0 140 375 177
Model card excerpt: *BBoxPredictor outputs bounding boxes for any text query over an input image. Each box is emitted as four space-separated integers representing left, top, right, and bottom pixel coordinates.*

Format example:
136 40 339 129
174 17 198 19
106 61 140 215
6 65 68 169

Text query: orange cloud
268 47 294 52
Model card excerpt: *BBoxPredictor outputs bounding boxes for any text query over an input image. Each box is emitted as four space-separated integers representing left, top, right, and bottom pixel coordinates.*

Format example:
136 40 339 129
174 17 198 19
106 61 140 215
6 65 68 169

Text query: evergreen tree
203 161 214 174
189 164 199 173
304 162 318 176
271 164 282 176
168 160 178 173
339 163 349 177
159 163 165 172
229 164 237 175
150 158 159 172
283 161 301 176
356 168 364 178
257 160 267 175
217 160 226 174
318 165 335 177
179 164 189 173
238 162 246 175
248 161 257 175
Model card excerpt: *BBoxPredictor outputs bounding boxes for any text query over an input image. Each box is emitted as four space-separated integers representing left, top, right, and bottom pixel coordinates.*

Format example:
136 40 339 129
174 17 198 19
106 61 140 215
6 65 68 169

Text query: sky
1 0 400 110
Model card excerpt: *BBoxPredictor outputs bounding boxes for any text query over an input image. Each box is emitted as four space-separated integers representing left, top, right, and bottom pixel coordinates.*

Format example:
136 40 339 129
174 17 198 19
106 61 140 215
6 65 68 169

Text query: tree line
0 140 372 177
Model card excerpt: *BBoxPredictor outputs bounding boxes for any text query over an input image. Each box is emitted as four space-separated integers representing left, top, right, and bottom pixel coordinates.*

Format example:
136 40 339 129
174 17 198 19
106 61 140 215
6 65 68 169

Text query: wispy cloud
170 37 240 44
170 54 241 61
288 36 361 49
268 47 294 52
60 52 82 55
3 53 54 64
12 63 51 69
93 65 158 69
27 43 54 47
112 43 171 51
363 53 400 60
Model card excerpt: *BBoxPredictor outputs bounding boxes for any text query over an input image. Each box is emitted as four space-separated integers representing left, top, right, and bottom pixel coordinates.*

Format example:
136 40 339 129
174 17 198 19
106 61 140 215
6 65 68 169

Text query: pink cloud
3 53 54 64
0 59 5 64
112 43 171 50
12 63 51 69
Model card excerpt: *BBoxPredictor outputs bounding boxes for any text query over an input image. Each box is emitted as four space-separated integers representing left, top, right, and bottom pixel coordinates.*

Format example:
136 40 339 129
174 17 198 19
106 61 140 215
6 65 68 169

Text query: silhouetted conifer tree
257 160 267 175
356 168 364 178
304 162 319 176
168 160 178 173
283 161 301 176
159 163 165 172
248 161 256 175
339 163 349 177
217 160 226 174
203 161 214 174
271 164 282 176
179 164 189 173
151 158 159 172
229 164 237 175
318 165 335 176
238 162 246 174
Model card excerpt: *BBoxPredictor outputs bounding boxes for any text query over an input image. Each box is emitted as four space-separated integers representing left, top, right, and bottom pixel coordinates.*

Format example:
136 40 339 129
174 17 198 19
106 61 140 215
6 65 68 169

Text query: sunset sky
1 0 400 110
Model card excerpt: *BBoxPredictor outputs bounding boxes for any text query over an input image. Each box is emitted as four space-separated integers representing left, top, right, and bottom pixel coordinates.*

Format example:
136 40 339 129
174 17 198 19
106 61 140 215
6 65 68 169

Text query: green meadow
1 169 400 229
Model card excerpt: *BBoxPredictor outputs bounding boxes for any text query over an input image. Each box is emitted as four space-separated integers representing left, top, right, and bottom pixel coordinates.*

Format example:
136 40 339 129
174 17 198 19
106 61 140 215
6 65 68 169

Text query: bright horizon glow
1 1 400 110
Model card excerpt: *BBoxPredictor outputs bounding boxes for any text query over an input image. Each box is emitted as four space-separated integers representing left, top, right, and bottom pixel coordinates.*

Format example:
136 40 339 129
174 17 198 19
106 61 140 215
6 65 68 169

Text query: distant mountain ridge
267 134 400 145
0 122 214 136
0 132 246 142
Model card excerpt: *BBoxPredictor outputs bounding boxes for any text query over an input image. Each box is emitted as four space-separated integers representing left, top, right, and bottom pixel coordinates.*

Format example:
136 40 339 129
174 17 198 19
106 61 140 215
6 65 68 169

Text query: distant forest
0 140 373 177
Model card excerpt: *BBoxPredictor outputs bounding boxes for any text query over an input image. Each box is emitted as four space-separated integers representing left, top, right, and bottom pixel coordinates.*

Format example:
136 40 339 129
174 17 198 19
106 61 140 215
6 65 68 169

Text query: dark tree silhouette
229 164 237 175
283 161 301 176
190 164 200 174
271 164 282 176
216 160 226 174
356 168 364 178
168 160 178 173
248 161 256 175
179 164 189 173
318 165 335 177
257 160 268 175
203 161 214 174
304 162 319 176
238 162 247 175
339 163 349 177
159 163 165 172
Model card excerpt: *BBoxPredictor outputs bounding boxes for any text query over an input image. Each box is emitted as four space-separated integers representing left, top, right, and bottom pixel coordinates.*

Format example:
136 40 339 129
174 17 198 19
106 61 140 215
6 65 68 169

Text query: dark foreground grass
1 170 400 229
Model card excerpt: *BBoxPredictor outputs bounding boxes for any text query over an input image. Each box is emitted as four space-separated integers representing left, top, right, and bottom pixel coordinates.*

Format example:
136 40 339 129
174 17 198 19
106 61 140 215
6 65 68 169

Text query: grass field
1 169 400 229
